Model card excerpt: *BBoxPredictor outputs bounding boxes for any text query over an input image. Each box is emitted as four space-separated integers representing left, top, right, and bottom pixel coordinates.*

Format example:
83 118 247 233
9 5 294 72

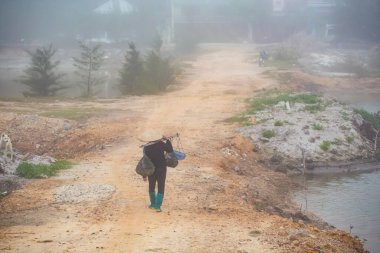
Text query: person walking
142 135 173 212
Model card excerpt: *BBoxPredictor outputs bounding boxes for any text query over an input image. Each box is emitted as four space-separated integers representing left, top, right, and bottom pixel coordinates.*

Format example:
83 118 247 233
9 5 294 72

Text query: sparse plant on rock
312 123 324 131
346 136 355 144
262 129 275 139
274 120 284 126
320 141 331 151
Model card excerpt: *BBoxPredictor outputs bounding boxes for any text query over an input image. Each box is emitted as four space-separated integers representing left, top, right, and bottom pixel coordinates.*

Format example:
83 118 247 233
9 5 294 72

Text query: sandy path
0 44 367 253
1 44 277 253
103 44 274 252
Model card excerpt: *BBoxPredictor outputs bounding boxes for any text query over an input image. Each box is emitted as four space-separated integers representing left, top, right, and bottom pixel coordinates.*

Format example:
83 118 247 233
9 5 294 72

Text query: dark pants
148 166 167 195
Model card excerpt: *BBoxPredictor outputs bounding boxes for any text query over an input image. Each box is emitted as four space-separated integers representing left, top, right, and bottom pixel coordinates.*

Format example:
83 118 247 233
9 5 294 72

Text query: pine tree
143 50 175 93
119 42 144 95
73 41 105 97
21 44 65 97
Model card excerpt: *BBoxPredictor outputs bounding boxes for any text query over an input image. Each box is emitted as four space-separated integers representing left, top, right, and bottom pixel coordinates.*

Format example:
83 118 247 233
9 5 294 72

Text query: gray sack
165 152 178 168
136 153 155 176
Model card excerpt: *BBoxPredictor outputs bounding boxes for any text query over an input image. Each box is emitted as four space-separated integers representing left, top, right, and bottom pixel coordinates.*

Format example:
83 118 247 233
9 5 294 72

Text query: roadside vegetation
40 107 104 121
119 38 178 95
16 160 73 179
225 91 322 125
247 92 320 114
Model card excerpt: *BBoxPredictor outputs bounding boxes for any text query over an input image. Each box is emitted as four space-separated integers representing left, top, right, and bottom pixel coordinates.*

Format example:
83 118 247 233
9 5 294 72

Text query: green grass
274 120 284 126
346 136 355 144
16 160 73 179
262 129 276 139
248 92 321 114
331 138 343 146
340 111 350 121
354 108 380 130
319 141 331 151
265 47 300 69
304 103 326 113
223 115 250 126
40 107 103 121
312 123 324 131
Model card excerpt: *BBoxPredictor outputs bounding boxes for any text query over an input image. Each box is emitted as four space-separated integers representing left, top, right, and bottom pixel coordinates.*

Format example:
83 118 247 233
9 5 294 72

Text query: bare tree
73 41 105 97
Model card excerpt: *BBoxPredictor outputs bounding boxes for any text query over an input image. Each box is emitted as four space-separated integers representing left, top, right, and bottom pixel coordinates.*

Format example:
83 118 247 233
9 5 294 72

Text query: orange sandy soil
0 44 364 253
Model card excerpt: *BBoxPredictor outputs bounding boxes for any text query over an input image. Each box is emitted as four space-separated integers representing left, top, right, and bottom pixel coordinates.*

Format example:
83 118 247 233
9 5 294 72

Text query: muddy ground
0 44 366 252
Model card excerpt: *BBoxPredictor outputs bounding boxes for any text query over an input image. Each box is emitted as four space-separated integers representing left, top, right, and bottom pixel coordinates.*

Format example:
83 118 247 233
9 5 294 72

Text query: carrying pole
139 133 179 148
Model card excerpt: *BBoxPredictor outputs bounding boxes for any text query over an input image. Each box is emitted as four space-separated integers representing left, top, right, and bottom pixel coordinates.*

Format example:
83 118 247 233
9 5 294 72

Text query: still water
293 169 380 253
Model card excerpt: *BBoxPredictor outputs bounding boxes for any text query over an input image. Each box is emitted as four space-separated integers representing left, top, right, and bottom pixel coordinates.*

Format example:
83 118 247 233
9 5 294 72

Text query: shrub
224 115 250 126
262 129 276 139
331 138 343 146
340 111 350 121
346 136 354 144
119 42 144 95
354 108 380 130
272 46 299 64
312 123 324 130
274 120 284 126
16 160 73 179
118 41 177 95
304 103 325 113
320 141 331 151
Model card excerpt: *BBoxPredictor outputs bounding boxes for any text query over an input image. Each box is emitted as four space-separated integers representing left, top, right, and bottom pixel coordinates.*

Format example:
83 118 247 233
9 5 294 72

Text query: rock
288 229 310 237
292 240 300 246
275 101 286 108
303 129 310 135
308 137 315 143
207 204 218 211
259 137 270 142
63 122 72 131
286 101 291 111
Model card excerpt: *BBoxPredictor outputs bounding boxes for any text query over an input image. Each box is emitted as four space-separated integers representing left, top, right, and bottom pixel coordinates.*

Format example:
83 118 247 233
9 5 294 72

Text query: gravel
239 98 373 165
54 183 116 203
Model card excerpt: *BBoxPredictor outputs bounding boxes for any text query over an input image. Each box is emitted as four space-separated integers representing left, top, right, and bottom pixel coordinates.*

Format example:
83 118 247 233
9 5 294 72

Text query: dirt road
0 44 364 253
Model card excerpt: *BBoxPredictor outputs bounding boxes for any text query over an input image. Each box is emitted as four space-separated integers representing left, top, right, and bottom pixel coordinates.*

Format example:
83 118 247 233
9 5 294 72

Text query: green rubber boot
148 192 156 209
155 193 164 212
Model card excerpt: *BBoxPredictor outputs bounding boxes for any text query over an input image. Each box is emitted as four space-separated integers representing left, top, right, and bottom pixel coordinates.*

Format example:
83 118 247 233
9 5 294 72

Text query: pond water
293 169 380 253
325 90 380 114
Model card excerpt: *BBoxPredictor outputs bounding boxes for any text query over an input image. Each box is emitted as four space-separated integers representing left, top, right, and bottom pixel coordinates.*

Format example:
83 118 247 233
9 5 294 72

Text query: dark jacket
144 140 173 168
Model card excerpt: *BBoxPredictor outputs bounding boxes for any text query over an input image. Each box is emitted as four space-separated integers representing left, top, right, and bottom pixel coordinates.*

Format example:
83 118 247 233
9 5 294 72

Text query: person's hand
143 176 147 181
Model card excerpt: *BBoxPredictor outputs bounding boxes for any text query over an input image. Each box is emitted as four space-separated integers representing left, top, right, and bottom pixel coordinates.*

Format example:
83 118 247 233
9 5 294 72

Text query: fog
0 0 379 98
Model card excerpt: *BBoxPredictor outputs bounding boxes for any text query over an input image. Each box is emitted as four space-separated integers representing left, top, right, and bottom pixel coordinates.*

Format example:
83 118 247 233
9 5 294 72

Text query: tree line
21 39 177 97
